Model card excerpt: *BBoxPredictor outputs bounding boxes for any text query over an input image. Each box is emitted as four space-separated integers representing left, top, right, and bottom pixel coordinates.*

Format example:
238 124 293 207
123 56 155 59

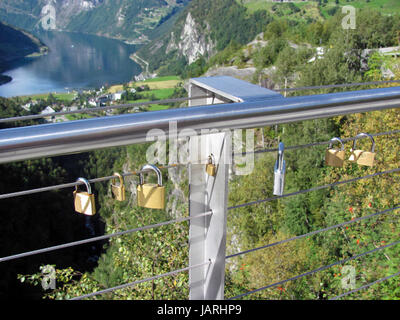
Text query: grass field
241 0 309 13
107 76 182 93
143 80 181 90
142 88 176 100
148 104 170 111
240 0 400 16
107 85 124 94
320 0 400 17
20 92 77 102
142 76 180 82
240 0 323 23
107 76 181 112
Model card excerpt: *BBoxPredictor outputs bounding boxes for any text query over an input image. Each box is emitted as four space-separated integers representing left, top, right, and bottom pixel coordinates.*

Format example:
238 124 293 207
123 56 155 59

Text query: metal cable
69 260 211 300
234 129 400 156
330 271 400 300
228 167 400 210
228 239 400 300
0 164 183 200
0 211 212 263
226 205 400 260
277 80 400 93
1 129 399 201
0 95 211 123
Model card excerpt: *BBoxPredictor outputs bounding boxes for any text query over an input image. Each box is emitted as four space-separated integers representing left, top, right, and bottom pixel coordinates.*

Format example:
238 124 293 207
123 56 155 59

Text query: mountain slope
137 0 272 76
0 20 47 85
0 0 191 43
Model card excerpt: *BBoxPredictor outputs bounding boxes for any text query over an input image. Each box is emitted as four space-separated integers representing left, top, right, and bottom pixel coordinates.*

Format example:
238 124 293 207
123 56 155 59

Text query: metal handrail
1 86 400 164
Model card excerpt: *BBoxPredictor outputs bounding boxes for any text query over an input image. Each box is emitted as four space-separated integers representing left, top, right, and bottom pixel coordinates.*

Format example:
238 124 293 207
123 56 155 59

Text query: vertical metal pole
188 132 231 300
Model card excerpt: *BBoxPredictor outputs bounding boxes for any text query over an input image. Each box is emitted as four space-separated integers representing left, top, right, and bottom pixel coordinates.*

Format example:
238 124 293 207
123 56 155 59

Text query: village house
40 106 56 123
111 91 124 101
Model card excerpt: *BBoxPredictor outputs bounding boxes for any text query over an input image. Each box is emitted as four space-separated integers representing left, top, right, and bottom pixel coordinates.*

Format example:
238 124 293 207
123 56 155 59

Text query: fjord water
0 31 141 98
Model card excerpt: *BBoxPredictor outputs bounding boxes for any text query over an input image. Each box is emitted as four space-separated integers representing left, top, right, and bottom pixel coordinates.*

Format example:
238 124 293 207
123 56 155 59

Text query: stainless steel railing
1 86 400 163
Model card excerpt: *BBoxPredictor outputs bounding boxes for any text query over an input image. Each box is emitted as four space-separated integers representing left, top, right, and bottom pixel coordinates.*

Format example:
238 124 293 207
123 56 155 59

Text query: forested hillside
0 21 47 85
0 97 107 299
137 0 400 84
138 0 273 77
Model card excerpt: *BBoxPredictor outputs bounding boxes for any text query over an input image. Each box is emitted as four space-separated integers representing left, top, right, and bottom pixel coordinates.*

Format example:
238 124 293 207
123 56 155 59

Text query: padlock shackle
328 137 345 151
139 164 163 186
275 142 285 172
273 142 286 195
352 133 375 153
112 172 124 186
278 142 285 171
208 154 216 165
75 177 92 194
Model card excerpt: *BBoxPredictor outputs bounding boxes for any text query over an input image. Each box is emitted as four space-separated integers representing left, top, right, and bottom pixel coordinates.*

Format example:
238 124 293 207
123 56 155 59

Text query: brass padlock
348 133 376 167
111 172 126 201
206 154 217 177
137 164 165 210
325 137 346 167
73 178 96 216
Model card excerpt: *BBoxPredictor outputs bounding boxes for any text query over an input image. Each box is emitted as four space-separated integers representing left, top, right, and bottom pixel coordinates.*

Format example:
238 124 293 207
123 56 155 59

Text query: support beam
188 131 231 300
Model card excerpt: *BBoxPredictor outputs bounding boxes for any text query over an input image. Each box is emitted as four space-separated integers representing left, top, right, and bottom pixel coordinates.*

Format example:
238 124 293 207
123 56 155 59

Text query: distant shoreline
0 74 12 86
130 53 149 73
0 45 48 88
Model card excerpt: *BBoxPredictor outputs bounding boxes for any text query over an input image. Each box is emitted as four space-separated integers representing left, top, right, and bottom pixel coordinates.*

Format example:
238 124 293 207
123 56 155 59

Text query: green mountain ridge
0 0 191 43
136 0 400 83
0 20 48 85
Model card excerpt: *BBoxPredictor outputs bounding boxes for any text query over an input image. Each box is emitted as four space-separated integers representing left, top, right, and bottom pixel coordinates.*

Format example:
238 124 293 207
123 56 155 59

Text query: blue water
0 31 142 97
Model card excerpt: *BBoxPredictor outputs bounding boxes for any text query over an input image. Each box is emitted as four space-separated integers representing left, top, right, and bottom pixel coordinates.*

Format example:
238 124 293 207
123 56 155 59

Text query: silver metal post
188 131 231 300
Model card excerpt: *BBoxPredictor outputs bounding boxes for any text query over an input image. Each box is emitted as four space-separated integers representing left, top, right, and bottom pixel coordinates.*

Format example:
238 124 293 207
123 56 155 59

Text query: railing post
188 131 231 300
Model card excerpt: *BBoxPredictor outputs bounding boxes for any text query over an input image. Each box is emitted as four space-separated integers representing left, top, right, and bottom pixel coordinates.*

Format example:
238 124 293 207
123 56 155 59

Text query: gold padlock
325 137 346 167
73 178 96 216
206 154 217 177
137 164 165 210
348 133 376 167
111 172 126 201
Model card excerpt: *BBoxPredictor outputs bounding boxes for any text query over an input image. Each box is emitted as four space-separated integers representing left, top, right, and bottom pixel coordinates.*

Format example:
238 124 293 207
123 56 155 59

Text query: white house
40 106 56 123
21 103 31 111
88 99 97 107
112 91 124 101
40 106 56 115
